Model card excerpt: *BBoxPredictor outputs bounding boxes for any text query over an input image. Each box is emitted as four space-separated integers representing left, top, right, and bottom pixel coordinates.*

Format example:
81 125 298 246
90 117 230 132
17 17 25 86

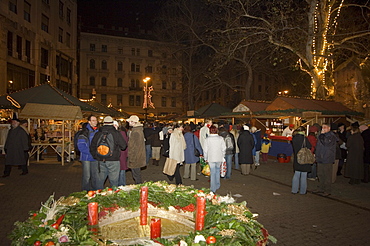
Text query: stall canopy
87 100 129 118
195 103 232 118
19 103 83 120
0 84 97 112
262 96 362 116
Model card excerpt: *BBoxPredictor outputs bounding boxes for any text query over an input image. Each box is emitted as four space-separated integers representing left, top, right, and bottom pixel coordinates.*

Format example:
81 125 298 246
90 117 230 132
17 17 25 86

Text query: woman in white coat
203 125 226 193
167 124 186 185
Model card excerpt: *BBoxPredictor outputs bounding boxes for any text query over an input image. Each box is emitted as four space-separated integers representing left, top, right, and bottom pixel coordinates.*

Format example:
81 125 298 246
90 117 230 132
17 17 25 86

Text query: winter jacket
292 133 312 172
219 130 235 155
169 128 186 163
77 124 98 162
361 129 370 163
252 130 262 151
315 131 337 164
184 132 203 164
203 134 226 163
5 126 31 166
345 132 364 179
90 125 127 161
150 127 162 147
119 130 129 170
127 124 146 168
237 130 255 164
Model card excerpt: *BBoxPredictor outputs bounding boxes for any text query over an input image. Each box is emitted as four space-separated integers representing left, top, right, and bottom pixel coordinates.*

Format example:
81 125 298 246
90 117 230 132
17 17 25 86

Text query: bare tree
207 0 370 99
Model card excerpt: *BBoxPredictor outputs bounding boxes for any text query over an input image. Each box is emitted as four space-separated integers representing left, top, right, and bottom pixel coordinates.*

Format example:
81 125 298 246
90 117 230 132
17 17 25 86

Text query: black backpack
74 128 89 157
96 131 114 160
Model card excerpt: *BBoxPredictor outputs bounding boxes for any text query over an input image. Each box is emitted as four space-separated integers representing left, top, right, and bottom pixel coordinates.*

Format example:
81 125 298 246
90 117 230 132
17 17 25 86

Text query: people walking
251 126 262 167
199 119 212 149
90 116 127 189
150 122 162 166
203 125 226 193
237 125 255 175
2 118 31 177
218 127 235 179
313 123 337 196
127 115 146 184
77 115 99 191
183 125 203 181
360 125 370 183
291 126 312 195
166 124 186 185
345 124 364 185
230 125 240 170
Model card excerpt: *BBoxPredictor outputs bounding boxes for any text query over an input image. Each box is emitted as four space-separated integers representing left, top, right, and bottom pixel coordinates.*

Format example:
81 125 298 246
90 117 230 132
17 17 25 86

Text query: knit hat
351 121 360 128
103 116 114 124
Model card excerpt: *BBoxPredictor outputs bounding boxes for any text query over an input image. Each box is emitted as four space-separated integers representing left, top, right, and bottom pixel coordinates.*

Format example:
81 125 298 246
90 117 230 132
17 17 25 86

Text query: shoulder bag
297 137 315 165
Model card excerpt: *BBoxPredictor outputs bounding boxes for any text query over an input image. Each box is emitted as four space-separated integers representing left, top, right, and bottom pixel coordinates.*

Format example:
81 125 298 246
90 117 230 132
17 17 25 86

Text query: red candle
88 202 98 225
140 186 149 225
195 196 206 231
150 218 161 239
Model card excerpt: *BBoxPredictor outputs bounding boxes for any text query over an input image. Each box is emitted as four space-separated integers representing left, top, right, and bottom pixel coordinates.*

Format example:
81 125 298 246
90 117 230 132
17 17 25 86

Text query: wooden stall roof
19 103 83 120
232 100 271 114
195 103 232 118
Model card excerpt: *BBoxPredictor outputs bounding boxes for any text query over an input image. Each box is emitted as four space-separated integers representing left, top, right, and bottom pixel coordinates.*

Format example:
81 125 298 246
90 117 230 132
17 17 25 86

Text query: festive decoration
195 196 206 231
9 181 276 245
150 218 161 239
88 202 98 226
140 186 149 225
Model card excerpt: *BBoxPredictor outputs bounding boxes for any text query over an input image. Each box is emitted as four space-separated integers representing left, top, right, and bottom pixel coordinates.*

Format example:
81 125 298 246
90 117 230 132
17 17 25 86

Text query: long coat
184 132 203 164
5 126 31 166
237 130 255 164
127 124 146 169
362 129 370 163
345 132 364 179
169 128 186 163
292 133 312 172
119 130 129 171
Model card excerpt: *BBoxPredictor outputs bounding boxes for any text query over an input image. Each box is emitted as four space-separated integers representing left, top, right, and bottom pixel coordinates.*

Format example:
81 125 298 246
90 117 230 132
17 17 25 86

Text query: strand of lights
6 96 21 108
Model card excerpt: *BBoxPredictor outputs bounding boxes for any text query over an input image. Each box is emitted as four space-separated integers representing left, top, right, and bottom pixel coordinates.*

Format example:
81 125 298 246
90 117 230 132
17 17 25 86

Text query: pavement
1 154 370 246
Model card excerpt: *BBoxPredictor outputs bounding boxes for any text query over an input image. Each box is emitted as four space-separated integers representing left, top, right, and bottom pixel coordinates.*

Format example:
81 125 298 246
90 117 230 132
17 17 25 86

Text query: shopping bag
163 158 177 176
201 163 210 176
220 159 227 177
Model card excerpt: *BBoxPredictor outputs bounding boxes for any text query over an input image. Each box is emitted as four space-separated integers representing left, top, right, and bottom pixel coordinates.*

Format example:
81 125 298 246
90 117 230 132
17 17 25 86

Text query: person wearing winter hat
90 116 127 189
126 115 146 184
237 124 255 175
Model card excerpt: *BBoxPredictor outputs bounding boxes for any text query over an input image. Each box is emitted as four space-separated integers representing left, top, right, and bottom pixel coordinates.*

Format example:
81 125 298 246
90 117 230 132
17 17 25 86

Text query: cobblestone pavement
0 155 369 245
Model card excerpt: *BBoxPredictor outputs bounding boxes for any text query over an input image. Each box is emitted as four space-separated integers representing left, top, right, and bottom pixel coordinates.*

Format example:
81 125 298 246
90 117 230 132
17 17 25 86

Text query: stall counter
268 135 293 160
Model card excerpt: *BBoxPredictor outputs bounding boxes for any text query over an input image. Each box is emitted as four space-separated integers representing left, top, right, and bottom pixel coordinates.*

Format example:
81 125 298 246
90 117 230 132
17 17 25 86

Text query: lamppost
143 77 151 122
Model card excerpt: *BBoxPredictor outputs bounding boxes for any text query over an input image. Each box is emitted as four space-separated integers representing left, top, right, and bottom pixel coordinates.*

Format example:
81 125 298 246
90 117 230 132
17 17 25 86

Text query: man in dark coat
2 119 32 177
314 123 337 196
360 125 370 183
237 125 255 175
345 126 364 184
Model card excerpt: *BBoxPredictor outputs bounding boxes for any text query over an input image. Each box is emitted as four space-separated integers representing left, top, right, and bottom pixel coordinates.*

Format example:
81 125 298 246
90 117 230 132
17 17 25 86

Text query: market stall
19 103 84 165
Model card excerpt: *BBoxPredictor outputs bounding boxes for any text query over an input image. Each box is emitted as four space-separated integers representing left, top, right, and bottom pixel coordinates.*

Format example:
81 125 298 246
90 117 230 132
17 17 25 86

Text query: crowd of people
2 114 369 197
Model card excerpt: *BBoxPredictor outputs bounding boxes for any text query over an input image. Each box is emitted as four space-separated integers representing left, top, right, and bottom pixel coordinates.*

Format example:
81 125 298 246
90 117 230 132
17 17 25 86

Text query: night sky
77 0 162 32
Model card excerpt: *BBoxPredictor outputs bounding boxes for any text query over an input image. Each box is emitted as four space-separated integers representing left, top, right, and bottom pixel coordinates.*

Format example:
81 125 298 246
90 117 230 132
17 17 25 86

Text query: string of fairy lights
310 0 344 98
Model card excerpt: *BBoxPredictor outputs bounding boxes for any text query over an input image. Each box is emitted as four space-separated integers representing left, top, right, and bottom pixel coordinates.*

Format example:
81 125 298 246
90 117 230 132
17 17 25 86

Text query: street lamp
143 77 151 122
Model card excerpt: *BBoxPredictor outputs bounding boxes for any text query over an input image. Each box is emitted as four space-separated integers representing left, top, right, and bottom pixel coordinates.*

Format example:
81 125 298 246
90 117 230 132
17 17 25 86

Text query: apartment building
79 32 183 118
0 0 78 95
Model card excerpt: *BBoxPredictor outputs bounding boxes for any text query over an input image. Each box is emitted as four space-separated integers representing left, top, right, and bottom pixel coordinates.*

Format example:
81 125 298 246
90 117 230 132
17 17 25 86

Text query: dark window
258 85 262 93
130 79 135 88
129 95 134 106
56 55 72 78
24 1 31 22
25 40 31 63
66 32 70 47
42 0 49 4
136 48 140 56
16 36 22 60
101 77 107 86
162 65 167 74
89 76 95 86
9 0 17 13
148 50 153 57
131 48 135 55
146 66 153 73
135 64 140 72
7 31 13 56
117 78 122 87
135 96 141 106
59 1 64 19
89 59 95 69
67 8 71 24
131 63 135 72
90 44 95 51
118 48 123 54
41 14 49 33
58 28 63 43
162 81 167 89
41 48 48 68
101 94 107 105
171 97 176 107
171 81 176 90
117 61 123 71
102 45 107 52
101 60 107 70
161 97 167 107
117 94 122 106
